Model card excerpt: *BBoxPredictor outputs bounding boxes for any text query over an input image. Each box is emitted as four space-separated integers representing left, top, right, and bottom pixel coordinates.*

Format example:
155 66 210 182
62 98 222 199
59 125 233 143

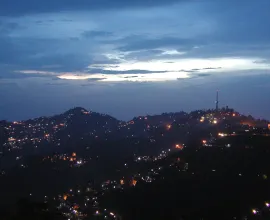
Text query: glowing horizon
17 57 270 82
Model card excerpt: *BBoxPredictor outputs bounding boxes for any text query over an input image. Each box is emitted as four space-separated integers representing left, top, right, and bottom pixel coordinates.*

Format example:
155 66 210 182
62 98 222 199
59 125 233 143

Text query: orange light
232 113 236 117
268 124 270 130
175 144 183 150
131 179 137 186
120 179 124 185
8 137 16 142
63 194 68 200
202 140 207 144
166 124 171 130
72 152 76 157
73 205 79 210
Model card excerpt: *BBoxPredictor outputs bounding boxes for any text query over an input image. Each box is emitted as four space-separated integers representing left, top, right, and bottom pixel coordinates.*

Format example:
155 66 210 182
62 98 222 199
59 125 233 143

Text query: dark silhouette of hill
1 106 270 219
0 199 65 220
0 120 8 148
100 138 270 220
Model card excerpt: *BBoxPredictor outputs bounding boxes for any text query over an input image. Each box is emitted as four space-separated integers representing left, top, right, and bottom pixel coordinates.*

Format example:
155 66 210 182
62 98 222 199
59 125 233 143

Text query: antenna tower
215 90 219 111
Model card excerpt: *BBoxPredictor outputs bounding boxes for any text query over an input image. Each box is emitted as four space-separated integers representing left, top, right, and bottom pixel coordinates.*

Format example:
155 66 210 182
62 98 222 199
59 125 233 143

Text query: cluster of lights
218 132 228 137
251 202 270 215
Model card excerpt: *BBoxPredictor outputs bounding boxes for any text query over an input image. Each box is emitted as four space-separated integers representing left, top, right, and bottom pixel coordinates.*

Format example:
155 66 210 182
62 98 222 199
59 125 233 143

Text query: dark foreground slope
101 136 270 220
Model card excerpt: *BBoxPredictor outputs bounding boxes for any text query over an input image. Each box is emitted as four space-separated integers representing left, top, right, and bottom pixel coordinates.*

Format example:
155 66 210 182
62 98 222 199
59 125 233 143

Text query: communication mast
215 90 219 111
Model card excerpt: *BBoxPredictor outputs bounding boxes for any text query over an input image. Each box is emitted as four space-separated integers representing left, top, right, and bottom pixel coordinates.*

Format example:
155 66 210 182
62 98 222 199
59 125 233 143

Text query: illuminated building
73 205 79 210
8 137 16 142
175 144 183 150
218 133 227 137
131 179 137 186
252 209 257 214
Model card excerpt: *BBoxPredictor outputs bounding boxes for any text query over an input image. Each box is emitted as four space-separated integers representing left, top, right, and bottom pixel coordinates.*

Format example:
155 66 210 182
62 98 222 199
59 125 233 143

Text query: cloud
45 82 68 86
88 57 270 73
0 22 21 35
1 0 270 83
82 30 114 38
195 73 212 77
117 36 199 52
58 72 189 82
0 0 182 16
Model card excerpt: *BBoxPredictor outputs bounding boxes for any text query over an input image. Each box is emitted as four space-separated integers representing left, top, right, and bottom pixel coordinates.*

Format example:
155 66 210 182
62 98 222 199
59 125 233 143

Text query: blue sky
1 0 270 120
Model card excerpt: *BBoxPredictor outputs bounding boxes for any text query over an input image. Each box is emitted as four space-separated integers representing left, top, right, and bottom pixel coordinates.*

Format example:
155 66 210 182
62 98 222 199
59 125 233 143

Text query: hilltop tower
215 90 219 111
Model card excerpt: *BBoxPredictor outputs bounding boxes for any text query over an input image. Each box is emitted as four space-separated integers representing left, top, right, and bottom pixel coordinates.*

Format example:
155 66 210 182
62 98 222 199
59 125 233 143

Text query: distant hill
1 107 269 154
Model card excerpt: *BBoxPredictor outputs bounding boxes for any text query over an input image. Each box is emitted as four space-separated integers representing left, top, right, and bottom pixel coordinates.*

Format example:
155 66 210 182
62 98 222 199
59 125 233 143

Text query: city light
131 179 137 186
3 104 270 220
218 133 227 137
252 209 257 214
63 194 68 200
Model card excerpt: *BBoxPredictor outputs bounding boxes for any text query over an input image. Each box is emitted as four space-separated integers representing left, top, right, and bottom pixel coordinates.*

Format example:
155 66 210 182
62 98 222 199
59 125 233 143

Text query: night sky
1 0 270 121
